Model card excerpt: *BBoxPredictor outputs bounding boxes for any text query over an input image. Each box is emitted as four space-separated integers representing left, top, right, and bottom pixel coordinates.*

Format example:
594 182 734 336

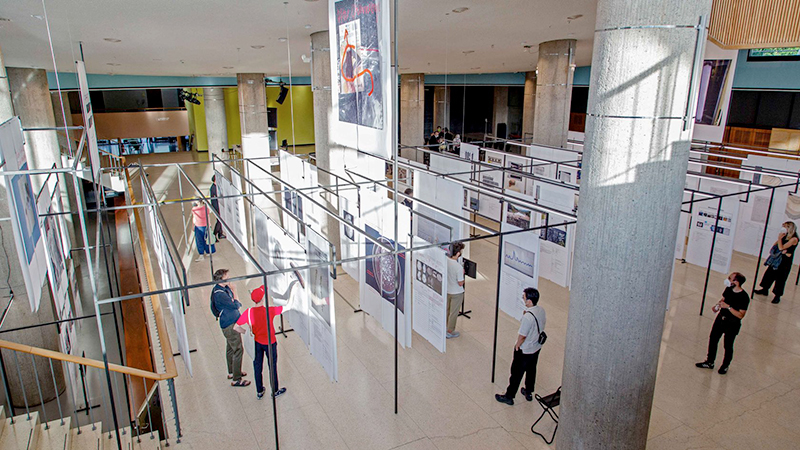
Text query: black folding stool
530 387 561 445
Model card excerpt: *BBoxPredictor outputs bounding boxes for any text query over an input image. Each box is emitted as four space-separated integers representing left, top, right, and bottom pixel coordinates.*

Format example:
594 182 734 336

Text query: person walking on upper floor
496 287 547 405
446 242 466 339
696 272 749 375
754 221 798 304
192 200 216 262
234 285 295 399
210 269 250 387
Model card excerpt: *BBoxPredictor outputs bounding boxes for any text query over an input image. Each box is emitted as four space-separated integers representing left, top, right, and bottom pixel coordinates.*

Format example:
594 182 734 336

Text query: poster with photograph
279 150 320 243
692 42 738 143
460 143 479 162
532 181 575 288
339 191 361 280
329 0 392 159
306 229 339 381
505 203 532 229
498 213 540 320
411 237 448 353
364 224 406 313
0 118 48 312
413 169 469 257
76 61 101 182
39 187 69 326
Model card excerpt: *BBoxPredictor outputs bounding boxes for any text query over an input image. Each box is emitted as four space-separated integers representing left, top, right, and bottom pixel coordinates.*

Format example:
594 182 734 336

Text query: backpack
210 287 222 320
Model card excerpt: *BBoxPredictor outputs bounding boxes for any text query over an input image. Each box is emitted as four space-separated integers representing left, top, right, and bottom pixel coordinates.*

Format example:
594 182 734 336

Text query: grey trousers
222 323 244 381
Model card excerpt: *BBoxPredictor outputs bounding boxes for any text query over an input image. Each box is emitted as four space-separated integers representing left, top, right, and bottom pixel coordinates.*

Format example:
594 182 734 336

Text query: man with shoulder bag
496 287 546 406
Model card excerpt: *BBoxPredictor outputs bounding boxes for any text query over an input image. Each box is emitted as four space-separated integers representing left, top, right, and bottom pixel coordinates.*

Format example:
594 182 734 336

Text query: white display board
429 152 472 183
279 150 320 244
339 188 361 281
359 187 413 347
328 0 393 160
306 229 339 381
685 180 742 274
533 181 577 287
39 187 69 328
460 143 479 162
498 205 540 320
75 61 101 182
413 170 468 253
692 41 738 144
0 117 48 312
411 237 447 353
214 170 247 261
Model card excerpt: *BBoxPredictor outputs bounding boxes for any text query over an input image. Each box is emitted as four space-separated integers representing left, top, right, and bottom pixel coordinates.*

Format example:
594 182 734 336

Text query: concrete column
433 86 449 130
311 30 342 258
492 86 509 138
400 73 424 161
560 1 711 449
3 63 64 406
203 88 229 166
521 71 536 142
532 40 575 148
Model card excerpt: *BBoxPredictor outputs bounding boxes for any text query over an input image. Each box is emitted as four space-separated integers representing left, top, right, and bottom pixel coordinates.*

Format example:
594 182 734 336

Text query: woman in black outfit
754 221 798 304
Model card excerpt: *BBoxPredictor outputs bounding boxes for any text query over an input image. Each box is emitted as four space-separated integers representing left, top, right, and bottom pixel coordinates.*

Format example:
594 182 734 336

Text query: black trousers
213 220 224 239
706 315 741 368
504 349 540 399
253 342 278 394
759 259 793 296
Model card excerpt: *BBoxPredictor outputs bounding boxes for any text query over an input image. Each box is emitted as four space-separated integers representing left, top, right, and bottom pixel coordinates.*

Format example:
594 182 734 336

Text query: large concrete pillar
3 63 65 406
521 71 536 142
237 73 273 224
311 30 341 258
493 86 509 138
203 87 229 165
532 40 575 148
560 1 711 449
400 73 424 161
432 86 449 131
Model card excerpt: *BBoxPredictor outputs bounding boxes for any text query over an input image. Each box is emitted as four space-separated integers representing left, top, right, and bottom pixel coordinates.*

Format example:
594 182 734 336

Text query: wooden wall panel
710 0 800 49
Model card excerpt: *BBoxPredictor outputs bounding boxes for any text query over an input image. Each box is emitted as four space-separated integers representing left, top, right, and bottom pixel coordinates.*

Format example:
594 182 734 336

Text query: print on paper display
364 225 405 313
343 210 355 241
336 0 383 129
504 242 536 278
415 260 442 296
11 172 41 263
308 241 332 326
505 203 531 229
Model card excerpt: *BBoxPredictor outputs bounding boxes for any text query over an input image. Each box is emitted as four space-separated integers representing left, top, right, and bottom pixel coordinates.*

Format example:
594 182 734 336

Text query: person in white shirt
496 287 546 405
446 242 466 339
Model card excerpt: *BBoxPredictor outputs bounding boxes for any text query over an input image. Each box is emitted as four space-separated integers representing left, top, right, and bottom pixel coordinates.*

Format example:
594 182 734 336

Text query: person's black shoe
754 289 769 296
495 394 514 405
772 296 781 304
520 388 533 402
274 387 287 397
718 366 728 375
695 361 714 369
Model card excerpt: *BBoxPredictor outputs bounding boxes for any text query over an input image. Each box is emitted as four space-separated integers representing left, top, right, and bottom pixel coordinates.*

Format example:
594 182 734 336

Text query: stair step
37 418 71 450
101 426 132 450
130 431 161 450
0 411 40 450
69 423 103 450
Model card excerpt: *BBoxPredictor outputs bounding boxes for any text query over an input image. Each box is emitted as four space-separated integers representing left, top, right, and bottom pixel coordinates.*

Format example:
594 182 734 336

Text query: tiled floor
136 152 800 450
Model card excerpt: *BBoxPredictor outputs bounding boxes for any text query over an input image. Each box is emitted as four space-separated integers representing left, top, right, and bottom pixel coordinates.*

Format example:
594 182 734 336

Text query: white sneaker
195 255 205 262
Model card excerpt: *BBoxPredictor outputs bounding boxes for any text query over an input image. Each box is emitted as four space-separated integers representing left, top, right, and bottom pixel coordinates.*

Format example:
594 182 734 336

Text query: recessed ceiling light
567 14 583 20
0 18 12 22
462 50 475 55
103 38 122 43
223 66 234 69
470 67 481 70
452 7 468 13
251 45 265 49
106 63 121 66
278 37 288 42
304 24 312 29
31 14 43 20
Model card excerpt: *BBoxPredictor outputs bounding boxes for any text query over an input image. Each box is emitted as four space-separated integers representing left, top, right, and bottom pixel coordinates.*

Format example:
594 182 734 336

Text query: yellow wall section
186 85 314 151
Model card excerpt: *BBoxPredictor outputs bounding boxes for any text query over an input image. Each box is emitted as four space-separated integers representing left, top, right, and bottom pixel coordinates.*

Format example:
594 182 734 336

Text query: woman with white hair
755 221 798 304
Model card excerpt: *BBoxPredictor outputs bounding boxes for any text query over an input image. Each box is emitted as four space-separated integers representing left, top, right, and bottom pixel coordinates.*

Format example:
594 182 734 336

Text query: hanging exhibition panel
504 154 535 200
411 237 448 353
339 187 361 281
278 150 321 243
263 215 311 347
413 170 465 247
0 117 48 312
359 187 413 347
476 149 505 221
460 143 479 162
76 61 101 182
498 204 540 320
429 152 472 183
306 229 339 381
685 180 742 274
533 181 577 288
214 170 248 262
329 0 392 159
692 41 738 144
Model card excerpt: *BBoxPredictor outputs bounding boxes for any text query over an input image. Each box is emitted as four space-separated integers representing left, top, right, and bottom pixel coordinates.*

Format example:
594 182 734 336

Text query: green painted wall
186 85 315 151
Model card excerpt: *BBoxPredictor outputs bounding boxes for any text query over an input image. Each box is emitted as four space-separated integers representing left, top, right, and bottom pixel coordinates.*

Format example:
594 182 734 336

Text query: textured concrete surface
400 73 425 162
202 87 229 164
521 71 536 142
532 40 575 148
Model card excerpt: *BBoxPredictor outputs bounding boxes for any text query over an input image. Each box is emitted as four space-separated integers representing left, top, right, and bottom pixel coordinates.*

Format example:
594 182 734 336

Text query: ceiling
0 0 597 79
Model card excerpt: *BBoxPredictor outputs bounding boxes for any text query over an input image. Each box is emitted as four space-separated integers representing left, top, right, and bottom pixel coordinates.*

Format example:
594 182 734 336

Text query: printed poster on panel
498 204 540 321
411 237 447 353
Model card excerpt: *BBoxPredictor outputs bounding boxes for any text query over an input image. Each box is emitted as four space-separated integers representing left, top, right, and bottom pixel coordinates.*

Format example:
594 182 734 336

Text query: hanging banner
0 118 48 312
411 237 448 353
306 229 339 381
76 61 101 182
329 0 392 159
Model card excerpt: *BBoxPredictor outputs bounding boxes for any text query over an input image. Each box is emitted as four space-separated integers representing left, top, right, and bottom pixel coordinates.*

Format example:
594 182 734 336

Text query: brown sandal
227 372 247 379
231 380 251 387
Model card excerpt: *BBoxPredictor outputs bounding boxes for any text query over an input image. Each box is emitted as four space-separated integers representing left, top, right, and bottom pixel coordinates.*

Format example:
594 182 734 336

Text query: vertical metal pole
142 377 153 440
0 351 17 418
47 359 64 426
700 196 723 315
263 273 280 450
392 0 401 416
752 187 775 296
490 217 504 384
12 352 30 420
166 378 182 442
30 354 48 427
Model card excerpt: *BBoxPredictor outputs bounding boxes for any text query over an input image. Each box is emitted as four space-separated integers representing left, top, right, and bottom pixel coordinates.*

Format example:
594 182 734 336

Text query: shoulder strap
524 310 542 335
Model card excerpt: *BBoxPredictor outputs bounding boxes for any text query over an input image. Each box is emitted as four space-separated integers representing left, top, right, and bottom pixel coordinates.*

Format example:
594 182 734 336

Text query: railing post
167 378 182 442
0 350 16 422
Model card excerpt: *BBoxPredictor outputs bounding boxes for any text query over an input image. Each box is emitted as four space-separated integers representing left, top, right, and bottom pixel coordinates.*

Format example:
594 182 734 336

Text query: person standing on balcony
192 200 216 262
211 269 250 387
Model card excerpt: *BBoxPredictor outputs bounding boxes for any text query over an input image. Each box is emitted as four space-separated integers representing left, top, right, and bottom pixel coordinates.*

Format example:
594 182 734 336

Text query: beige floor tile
430 426 527 450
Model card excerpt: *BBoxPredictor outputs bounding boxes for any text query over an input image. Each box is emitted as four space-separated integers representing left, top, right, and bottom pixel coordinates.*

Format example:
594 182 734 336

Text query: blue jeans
194 226 215 255
254 342 278 394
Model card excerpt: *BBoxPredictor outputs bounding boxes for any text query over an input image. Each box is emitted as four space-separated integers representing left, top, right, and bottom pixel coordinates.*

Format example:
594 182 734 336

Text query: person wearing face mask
696 272 749 374
754 221 798 304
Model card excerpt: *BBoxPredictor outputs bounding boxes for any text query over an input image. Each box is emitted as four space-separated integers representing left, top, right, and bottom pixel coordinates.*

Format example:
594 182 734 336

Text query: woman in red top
191 201 215 261
234 285 292 399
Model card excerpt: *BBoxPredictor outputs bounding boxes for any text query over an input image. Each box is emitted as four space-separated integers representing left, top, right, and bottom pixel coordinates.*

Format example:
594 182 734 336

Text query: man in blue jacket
211 268 250 387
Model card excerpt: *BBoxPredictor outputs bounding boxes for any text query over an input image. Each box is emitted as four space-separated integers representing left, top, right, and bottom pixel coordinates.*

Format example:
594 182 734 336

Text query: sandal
227 372 247 379
231 380 251 387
